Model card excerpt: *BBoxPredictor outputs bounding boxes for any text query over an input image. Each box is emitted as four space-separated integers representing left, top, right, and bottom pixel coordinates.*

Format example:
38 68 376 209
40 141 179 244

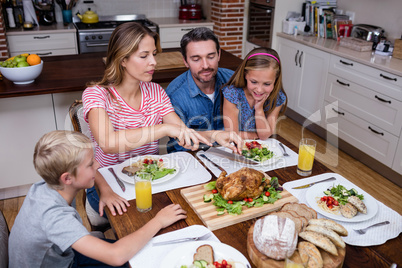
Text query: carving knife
292 177 336 189
108 167 126 192
206 147 259 165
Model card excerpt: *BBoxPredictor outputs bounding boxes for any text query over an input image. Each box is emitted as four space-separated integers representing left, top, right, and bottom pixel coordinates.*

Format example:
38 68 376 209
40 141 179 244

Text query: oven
73 14 158 54
247 0 275 48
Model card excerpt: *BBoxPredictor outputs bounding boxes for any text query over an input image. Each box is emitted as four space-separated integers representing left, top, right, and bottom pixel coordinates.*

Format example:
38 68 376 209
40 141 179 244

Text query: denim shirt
165 67 234 153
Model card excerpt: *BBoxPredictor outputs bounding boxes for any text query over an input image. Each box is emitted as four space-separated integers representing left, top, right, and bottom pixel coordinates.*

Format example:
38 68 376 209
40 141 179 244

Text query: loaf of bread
308 219 348 236
253 215 298 260
299 231 338 256
305 224 345 248
298 241 323 268
193 244 214 264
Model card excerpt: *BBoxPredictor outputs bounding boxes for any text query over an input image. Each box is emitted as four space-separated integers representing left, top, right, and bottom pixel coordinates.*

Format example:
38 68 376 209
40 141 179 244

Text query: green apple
17 61 30 67
14 55 27 63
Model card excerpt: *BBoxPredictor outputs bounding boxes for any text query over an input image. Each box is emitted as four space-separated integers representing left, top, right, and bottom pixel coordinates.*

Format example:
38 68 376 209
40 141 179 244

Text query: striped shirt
82 82 174 167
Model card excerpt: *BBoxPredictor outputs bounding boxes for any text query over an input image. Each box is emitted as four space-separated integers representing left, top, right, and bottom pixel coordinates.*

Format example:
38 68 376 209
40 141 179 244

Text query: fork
279 142 290 157
353 221 390 234
152 232 211 246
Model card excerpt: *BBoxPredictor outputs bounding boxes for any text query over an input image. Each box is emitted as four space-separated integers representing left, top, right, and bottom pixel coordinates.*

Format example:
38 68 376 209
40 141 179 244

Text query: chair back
0 210 9 268
69 100 91 138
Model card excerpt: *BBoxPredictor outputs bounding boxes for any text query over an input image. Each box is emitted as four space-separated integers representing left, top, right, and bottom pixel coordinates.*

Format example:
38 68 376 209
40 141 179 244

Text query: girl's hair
223 47 287 115
33 131 93 190
87 22 161 98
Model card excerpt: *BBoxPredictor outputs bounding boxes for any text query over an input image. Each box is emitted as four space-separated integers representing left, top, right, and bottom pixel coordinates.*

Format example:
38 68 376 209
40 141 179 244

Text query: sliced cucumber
193 260 203 268
217 210 225 216
203 194 214 203
262 195 269 202
199 260 208 267
324 190 331 195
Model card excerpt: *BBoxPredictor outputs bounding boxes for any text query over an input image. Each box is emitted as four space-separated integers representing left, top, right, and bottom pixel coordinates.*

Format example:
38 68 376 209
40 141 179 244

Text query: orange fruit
27 54 41 66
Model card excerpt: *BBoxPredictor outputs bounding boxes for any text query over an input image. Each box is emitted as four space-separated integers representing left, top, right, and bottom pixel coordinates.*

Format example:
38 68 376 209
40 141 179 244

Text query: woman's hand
210 130 244 154
166 124 212 151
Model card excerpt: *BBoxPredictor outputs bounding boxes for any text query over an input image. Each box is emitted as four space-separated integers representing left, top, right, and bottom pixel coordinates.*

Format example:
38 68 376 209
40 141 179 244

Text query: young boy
9 130 187 267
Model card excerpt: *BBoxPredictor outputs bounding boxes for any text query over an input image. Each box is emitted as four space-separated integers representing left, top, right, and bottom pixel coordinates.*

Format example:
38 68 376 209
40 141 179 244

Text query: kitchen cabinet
323 55 402 168
0 95 56 189
277 37 329 123
7 31 78 57
392 139 402 174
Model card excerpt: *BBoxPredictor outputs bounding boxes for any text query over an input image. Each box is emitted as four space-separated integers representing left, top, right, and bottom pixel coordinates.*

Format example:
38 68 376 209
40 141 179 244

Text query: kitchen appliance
179 0 202 20
351 24 384 50
34 0 55 25
73 14 158 54
76 8 99 24
247 0 275 47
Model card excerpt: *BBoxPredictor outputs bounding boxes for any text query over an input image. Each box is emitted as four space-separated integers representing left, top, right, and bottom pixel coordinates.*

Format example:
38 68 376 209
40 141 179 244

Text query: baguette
305 224 345 248
308 218 348 236
299 231 338 256
298 241 323 268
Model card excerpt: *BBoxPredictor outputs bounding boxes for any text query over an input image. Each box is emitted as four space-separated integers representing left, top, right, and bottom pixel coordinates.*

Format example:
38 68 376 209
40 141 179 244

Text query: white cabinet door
277 37 329 123
53 91 84 131
159 25 213 48
0 95 56 188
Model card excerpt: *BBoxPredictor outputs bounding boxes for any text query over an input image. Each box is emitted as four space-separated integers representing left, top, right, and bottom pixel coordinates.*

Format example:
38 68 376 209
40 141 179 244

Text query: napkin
283 173 402 246
99 152 211 200
129 225 219 268
197 139 298 177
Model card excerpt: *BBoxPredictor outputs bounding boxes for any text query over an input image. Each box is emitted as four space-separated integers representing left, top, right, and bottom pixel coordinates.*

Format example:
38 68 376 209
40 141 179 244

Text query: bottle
294 26 298 36
5 0 16 28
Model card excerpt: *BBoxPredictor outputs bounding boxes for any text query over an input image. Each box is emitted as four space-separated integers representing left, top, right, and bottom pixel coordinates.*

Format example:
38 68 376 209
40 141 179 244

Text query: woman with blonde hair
82 22 242 226
222 47 287 140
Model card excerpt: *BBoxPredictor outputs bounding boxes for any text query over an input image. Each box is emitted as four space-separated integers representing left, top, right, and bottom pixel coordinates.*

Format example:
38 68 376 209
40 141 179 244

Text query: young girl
82 22 243 226
222 47 287 140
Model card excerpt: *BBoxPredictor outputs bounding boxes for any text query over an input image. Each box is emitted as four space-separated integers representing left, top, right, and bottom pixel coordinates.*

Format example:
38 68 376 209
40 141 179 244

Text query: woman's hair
33 130 93 190
223 47 287 115
180 27 220 60
88 22 161 91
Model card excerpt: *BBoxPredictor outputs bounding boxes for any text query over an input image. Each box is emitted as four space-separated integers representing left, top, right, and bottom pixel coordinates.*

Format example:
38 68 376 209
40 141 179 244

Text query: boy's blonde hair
33 130 93 189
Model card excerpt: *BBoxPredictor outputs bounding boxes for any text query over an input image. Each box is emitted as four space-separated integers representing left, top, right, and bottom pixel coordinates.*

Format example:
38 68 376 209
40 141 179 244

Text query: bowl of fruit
0 54 43 84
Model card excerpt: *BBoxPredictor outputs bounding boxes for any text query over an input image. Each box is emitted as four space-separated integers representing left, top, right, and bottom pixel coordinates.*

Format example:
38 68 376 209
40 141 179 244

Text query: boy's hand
155 204 187 228
99 188 130 217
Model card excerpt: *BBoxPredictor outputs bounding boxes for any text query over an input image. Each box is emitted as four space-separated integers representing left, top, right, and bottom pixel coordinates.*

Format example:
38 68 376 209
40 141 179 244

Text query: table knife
292 177 336 189
206 147 259 165
199 154 226 172
108 167 126 192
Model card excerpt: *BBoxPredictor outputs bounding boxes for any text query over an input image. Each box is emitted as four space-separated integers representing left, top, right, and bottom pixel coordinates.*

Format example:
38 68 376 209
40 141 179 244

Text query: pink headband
247 53 280 63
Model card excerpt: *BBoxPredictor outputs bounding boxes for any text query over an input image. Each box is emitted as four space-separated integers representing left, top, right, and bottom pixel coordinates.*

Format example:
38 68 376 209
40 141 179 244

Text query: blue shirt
166 67 234 153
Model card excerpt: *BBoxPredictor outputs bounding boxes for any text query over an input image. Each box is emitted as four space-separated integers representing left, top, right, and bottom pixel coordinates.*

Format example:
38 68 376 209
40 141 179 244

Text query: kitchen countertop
0 49 241 99
148 17 213 28
5 22 77 36
277 32 402 77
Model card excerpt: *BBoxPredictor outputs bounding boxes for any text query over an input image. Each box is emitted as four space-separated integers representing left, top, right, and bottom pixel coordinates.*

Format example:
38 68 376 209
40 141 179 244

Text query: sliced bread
305 224 345 248
308 219 348 236
299 231 338 256
298 241 323 268
281 202 317 220
193 244 214 264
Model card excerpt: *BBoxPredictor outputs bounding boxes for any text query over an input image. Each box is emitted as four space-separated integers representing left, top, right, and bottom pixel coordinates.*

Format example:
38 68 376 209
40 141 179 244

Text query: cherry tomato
243 198 248 202
213 261 219 266
226 264 232 268
159 158 163 162
247 198 253 202
222 260 227 265
333 200 339 206
265 191 270 197
143 159 149 164
327 199 333 205
228 200 233 204
212 189 218 194
328 204 333 209
215 264 222 268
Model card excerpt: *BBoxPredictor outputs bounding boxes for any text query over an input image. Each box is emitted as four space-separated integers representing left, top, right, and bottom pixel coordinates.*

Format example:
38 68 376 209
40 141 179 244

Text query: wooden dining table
104 135 401 268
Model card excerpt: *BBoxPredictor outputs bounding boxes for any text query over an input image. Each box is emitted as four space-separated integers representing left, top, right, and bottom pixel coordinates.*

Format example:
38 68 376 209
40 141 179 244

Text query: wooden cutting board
181 183 298 231
155 51 186 70
247 223 345 268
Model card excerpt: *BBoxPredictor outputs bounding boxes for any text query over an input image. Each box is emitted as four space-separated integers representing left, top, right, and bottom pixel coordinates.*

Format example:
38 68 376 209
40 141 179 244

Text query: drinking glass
297 138 316 176
62 10 72 25
134 172 152 212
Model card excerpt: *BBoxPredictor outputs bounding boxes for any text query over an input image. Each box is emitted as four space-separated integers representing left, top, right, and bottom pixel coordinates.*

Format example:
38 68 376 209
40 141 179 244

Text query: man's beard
193 68 217 83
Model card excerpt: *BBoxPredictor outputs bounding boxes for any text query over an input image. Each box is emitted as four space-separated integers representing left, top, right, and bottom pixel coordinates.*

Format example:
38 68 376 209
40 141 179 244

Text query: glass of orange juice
297 138 316 176
135 172 152 212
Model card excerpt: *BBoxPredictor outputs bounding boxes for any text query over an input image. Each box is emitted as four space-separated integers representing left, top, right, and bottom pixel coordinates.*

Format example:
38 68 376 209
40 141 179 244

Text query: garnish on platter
122 157 176 181
241 140 274 163
316 184 366 218
203 167 282 215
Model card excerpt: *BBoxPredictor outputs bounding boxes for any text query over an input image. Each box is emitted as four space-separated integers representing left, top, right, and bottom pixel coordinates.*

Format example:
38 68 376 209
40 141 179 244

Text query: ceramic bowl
0 61 43 84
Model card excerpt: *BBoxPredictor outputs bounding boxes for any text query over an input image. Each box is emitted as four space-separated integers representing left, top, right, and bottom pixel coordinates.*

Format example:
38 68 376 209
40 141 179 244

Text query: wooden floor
1 116 401 235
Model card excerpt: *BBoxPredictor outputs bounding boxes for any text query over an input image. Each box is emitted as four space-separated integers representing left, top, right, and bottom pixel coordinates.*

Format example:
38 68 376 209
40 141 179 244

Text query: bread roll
305 224 345 248
308 219 348 236
299 231 338 256
298 241 323 268
253 215 298 260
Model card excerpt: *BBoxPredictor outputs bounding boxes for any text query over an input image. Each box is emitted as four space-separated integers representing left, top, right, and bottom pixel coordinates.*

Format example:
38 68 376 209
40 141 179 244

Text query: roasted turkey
216 167 268 200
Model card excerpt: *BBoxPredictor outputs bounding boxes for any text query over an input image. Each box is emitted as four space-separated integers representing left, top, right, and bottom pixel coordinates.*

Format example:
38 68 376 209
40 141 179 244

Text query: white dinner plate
241 139 283 166
306 181 378 222
113 155 180 185
159 241 250 268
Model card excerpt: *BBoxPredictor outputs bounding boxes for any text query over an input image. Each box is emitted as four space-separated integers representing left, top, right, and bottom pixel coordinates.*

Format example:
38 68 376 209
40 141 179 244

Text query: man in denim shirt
166 27 234 153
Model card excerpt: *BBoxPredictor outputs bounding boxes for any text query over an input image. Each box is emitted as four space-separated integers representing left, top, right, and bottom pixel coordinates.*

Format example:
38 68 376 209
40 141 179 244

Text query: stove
73 14 158 54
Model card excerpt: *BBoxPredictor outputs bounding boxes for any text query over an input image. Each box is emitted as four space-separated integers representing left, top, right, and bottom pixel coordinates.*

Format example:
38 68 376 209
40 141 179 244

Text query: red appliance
179 4 202 20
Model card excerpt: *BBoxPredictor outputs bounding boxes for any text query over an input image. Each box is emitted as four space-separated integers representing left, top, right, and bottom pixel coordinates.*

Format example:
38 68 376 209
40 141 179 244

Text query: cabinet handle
181 28 195 31
336 79 350 87
299 51 303 68
380 73 397 81
295 50 299 66
36 52 52 56
339 60 353 66
375 95 391 104
33 35 50 39
368 126 384 136
332 108 345 115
